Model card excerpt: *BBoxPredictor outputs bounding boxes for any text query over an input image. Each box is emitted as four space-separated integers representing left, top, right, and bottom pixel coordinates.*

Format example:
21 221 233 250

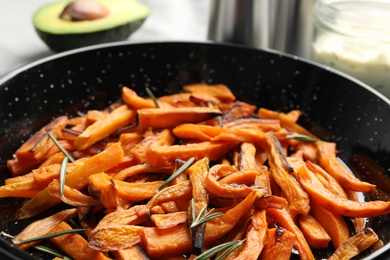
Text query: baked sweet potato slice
146 141 238 167
74 104 136 150
297 163 390 218
113 179 164 201
262 132 310 216
187 157 210 255
50 221 110 260
329 228 379 260
225 209 267 260
267 207 314 260
137 107 222 130
16 143 124 219
259 227 296 260
151 211 188 229
8 116 68 176
316 141 376 193
182 83 236 102
112 245 150 260
310 198 349 249
89 224 144 251
89 172 120 209
130 129 175 164
298 213 331 249
141 191 256 258
204 164 265 198
48 179 99 207
12 208 78 250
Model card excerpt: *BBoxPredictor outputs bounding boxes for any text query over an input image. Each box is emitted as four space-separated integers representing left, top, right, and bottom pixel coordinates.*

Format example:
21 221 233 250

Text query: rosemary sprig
145 87 160 108
215 239 245 260
193 239 244 260
33 245 72 260
190 199 223 229
287 133 316 142
59 157 68 198
48 132 75 162
13 228 86 245
157 157 195 191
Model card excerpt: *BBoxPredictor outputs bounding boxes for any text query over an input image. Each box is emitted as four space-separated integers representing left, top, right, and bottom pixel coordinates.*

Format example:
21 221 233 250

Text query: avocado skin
35 19 145 52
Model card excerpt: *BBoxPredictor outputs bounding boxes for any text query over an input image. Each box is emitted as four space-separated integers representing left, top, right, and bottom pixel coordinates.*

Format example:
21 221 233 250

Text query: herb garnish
33 245 72 260
145 87 160 108
287 133 316 142
13 228 86 245
157 157 195 191
48 132 75 162
59 157 68 198
190 199 223 229
193 239 245 260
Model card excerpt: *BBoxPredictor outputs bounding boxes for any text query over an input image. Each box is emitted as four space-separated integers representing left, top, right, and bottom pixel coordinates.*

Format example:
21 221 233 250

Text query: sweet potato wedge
74 104 136 150
151 211 188 229
48 179 99 207
310 198 350 249
187 157 210 255
50 221 110 260
7 116 68 176
205 164 265 198
113 179 164 201
329 228 379 260
89 224 144 251
14 116 68 161
112 245 150 260
297 163 390 218
257 108 317 140
142 191 256 258
0 180 40 198
12 208 78 250
316 141 376 193
89 172 120 209
259 227 296 260
182 83 236 102
122 86 158 109
225 209 267 260
267 207 314 260
262 132 310 216
16 143 124 219
130 129 175 164
137 107 222 130
298 213 331 249
146 141 238 167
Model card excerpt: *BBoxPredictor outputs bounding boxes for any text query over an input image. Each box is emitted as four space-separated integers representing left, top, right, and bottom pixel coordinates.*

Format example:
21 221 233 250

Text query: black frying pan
1 41 390 259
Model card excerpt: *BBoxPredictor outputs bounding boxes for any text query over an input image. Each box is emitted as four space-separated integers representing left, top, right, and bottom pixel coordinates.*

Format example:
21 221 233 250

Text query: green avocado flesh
33 0 150 52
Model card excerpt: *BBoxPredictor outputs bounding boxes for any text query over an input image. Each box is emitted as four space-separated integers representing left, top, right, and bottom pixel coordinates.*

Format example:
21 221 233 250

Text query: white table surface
0 0 210 77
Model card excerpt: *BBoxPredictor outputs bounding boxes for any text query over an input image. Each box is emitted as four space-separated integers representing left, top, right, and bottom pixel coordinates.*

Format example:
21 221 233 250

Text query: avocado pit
60 0 109 21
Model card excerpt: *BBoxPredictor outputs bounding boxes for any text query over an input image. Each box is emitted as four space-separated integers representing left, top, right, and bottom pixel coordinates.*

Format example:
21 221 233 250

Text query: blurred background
0 0 210 76
1 0 390 98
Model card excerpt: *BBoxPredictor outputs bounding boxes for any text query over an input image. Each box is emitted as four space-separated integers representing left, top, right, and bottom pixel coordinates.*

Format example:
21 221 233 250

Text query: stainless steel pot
208 0 315 59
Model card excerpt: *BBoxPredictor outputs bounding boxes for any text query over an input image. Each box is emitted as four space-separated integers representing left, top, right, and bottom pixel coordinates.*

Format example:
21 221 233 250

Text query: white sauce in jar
312 0 390 98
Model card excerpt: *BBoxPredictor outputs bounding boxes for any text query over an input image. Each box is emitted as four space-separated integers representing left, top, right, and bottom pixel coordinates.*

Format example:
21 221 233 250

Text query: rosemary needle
145 86 160 108
59 157 68 198
34 245 72 260
157 157 195 191
48 132 75 162
287 133 316 142
193 239 244 260
13 228 86 245
190 199 223 229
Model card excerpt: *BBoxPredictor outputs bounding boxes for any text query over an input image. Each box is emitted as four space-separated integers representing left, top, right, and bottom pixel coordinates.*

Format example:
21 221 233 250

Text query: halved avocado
33 0 150 52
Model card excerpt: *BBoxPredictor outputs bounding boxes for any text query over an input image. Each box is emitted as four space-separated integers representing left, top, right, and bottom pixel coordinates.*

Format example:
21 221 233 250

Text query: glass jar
312 0 390 98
